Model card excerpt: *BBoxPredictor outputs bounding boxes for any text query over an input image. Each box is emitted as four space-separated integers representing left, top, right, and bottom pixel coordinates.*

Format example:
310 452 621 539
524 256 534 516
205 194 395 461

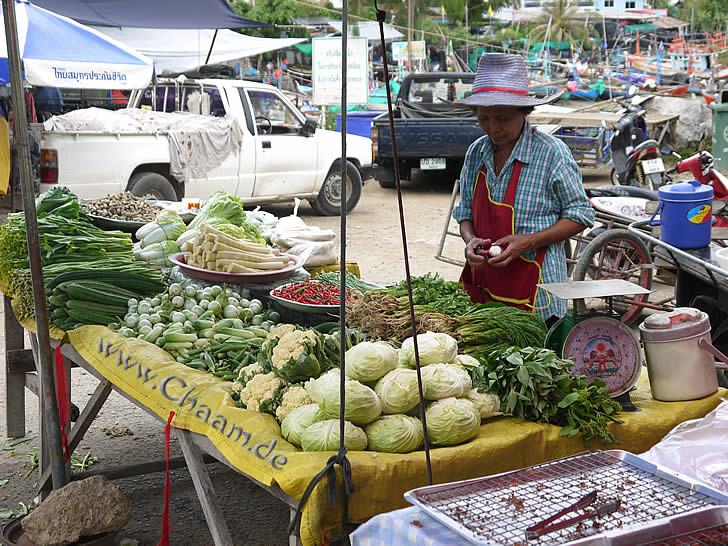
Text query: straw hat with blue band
457 53 562 108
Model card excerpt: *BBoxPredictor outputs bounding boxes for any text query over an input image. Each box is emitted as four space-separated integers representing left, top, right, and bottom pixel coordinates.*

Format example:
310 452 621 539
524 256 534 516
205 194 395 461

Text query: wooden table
3 294 300 545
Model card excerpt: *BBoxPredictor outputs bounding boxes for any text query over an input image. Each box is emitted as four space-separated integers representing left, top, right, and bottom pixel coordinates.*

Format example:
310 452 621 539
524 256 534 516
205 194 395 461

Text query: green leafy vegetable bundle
456 305 548 356
468 346 623 444
384 273 475 316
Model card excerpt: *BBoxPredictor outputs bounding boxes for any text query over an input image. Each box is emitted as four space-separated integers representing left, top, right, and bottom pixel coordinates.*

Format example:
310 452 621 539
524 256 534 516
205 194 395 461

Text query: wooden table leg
177 430 234 546
4 295 26 438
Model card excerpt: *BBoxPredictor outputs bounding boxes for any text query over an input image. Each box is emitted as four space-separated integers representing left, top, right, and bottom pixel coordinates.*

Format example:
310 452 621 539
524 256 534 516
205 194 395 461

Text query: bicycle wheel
572 229 653 326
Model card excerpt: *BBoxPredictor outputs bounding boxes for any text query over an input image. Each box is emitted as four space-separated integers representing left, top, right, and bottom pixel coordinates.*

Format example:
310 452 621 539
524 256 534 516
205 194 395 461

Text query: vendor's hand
465 237 490 269
487 234 536 268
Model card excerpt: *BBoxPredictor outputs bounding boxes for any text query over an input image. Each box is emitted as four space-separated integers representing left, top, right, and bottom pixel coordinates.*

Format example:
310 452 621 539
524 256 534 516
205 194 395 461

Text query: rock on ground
21 475 130 546
648 96 712 148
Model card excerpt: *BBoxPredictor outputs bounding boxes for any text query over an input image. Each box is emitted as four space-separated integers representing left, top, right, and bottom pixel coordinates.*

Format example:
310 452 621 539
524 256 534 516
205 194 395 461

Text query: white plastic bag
642 399 728 492
271 199 337 267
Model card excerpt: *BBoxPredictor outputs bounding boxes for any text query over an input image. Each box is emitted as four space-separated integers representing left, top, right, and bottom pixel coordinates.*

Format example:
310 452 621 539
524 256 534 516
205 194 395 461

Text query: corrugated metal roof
653 16 689 29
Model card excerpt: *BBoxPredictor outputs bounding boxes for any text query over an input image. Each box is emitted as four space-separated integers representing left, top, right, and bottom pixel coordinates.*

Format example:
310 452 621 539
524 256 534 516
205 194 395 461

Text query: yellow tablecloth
66 325 727 546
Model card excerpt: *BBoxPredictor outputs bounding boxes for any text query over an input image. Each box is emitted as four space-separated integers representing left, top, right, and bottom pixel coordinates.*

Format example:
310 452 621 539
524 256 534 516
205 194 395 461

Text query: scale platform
538 279 651 300
538 280 651 409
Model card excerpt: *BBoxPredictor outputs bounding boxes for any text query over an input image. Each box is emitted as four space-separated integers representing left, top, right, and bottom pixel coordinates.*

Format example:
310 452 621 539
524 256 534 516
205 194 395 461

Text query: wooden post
1 0 67 490
4 295 26 438
177 430 234 546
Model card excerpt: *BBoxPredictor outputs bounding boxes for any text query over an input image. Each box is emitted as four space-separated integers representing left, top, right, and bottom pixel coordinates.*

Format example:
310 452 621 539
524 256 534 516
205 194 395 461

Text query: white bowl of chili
269 280 359 314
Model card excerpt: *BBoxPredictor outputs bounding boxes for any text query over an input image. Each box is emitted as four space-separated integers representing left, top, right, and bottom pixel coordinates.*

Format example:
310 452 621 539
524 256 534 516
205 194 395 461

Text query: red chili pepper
272 280 359 305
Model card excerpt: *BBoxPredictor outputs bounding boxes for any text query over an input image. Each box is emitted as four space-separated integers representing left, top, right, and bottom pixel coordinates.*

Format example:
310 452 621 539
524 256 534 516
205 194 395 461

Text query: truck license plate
420 158 446 170
641 158 665 174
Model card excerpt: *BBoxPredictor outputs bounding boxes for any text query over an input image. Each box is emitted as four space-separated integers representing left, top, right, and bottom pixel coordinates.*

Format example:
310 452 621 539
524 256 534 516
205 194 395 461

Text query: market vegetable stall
3 189 728 545
5 315 725 545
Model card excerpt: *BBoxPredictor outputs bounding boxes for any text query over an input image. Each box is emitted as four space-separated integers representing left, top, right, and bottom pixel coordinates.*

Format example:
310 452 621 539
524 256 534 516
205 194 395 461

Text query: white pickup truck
37 78 374 215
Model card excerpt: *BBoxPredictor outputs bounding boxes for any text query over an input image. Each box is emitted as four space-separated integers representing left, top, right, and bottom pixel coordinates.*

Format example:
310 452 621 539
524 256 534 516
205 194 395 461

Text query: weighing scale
539 279 651 410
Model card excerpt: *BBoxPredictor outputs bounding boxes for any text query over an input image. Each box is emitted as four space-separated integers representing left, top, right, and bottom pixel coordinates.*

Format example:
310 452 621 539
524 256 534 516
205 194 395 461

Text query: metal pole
465 4 469 70
204 29 219 65
338 0 350 533
407 0 414 68
1 0 67 489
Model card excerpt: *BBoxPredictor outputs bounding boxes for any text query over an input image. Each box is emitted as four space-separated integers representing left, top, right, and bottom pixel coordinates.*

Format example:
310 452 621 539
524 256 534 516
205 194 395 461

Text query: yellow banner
67 326 728 545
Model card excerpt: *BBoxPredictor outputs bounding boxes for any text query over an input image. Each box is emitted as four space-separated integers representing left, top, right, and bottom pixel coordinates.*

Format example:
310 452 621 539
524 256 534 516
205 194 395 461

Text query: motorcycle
669 150 728 227
609 94 668 190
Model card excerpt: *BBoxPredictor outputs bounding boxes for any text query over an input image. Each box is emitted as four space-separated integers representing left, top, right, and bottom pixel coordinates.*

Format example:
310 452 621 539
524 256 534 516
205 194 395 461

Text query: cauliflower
275 385 313 422
240 372 285 415
270 330 322 382
259 323 299 371
235 362 263 389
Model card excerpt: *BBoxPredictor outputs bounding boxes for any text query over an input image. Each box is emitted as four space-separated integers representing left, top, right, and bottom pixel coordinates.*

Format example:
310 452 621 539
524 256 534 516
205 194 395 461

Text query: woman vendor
454 53 595 326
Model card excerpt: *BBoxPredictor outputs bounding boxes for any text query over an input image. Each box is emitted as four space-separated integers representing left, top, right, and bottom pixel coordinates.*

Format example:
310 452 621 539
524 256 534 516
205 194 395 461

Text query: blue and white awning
0 1 153 89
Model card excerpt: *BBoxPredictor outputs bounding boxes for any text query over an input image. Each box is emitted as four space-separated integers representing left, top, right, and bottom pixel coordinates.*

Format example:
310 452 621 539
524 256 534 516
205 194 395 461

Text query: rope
157 411 175 546
287 448 354 537
374 0 434 486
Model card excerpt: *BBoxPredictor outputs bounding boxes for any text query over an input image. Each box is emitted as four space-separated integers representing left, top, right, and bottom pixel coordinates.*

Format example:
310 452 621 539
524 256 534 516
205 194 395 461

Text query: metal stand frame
434 179 465 267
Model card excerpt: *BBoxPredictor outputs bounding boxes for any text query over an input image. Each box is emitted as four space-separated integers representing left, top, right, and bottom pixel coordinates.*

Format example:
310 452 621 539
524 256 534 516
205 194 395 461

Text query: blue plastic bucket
653 180 713 249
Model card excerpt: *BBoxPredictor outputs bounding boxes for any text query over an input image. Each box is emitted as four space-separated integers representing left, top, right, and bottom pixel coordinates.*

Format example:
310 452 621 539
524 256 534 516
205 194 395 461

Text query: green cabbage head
281 404 324 448
306 370 382 426
466 389 501 419
366 415 423 453
454 354 481 369
421 364 472 400
425 397 481 446
399 332 458 367
301 419 368 452
345 341 398 382
374 368 421 414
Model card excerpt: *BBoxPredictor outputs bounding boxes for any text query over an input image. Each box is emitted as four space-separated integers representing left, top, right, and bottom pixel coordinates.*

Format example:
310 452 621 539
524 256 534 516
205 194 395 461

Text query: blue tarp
33 0 265 29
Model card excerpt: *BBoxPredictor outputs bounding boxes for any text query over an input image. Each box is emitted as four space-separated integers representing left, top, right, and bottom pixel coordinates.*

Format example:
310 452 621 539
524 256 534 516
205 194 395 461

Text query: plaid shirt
453 122 595 319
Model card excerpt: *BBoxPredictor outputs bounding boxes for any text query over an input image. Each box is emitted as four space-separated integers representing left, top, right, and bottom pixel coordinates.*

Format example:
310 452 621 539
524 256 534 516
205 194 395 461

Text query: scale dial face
562 316 642 397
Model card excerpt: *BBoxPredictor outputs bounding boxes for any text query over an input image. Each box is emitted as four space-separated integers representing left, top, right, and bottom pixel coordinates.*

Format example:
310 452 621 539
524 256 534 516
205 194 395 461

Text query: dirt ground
0 168 612 545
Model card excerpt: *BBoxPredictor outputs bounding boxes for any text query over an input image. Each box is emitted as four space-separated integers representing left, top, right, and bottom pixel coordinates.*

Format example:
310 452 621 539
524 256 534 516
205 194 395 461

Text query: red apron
460 160 547 311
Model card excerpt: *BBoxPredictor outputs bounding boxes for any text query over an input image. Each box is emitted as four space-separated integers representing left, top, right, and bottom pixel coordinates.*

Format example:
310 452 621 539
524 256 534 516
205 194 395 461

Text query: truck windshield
138 85 226 117
406 77 473 104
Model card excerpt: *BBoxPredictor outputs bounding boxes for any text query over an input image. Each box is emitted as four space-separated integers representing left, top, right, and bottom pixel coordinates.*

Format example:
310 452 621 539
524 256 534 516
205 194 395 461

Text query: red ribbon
157 411 175 546
472 86 528 96
53 346 70 461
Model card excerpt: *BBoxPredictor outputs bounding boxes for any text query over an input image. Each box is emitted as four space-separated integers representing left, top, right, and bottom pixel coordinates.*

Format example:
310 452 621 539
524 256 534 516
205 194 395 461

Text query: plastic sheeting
33 0 263 29
0 2 152 89
643 399 728 493
44 108 243 182
91 27 305 75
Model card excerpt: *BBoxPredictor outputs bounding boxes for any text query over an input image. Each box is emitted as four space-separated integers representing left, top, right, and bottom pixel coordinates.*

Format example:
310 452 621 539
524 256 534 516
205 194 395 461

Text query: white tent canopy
92 27 305 75
327 21 403 42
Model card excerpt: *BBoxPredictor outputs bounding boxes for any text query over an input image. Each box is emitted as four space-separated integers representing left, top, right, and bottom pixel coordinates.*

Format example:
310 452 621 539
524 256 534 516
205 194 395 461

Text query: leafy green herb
457 306 548 355
468 346 623 444
384 273 476 316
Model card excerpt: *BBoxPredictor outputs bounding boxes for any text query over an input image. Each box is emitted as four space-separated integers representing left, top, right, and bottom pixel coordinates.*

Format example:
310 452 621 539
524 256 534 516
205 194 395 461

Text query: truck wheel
378 179 396 189
310 161 362 216
128 172 178 201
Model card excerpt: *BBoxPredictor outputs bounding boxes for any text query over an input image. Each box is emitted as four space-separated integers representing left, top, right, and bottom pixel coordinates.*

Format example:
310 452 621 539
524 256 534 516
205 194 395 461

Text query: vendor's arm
453 138 490 267
490 151 595 267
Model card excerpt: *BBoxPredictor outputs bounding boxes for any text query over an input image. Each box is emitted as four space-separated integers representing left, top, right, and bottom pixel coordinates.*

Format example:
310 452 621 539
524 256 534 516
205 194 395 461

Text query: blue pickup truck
372 72 482 188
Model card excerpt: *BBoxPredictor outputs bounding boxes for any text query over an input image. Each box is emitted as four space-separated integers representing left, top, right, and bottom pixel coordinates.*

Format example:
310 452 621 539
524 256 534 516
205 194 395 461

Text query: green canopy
625 24 657 33
529 41 571 52
295 43 313 55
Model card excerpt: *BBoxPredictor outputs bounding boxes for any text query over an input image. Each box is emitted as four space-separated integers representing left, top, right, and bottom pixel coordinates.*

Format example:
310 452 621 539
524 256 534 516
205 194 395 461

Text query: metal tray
168 252 303 284
568 506 728 545
404 450 728 546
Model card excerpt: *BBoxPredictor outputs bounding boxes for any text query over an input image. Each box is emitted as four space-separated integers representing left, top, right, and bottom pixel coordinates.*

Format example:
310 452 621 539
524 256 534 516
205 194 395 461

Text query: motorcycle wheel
572 229 653 326
610 167 621 186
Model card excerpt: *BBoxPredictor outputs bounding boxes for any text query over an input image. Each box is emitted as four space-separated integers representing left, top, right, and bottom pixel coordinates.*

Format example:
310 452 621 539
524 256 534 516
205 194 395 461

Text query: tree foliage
529 0 594 50
679 0 728 32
